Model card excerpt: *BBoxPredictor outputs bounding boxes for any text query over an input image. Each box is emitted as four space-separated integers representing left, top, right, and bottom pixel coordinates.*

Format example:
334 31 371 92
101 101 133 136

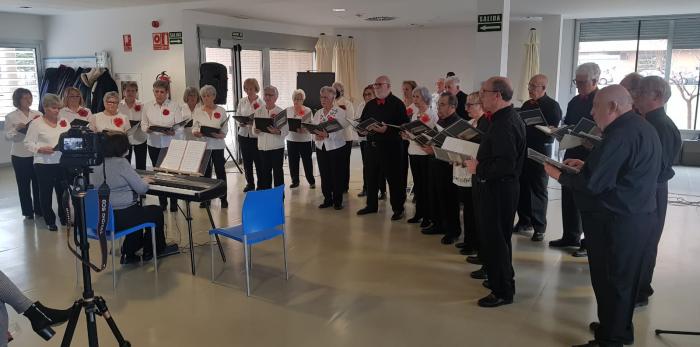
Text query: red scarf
484 111 494 121
376 98 385 105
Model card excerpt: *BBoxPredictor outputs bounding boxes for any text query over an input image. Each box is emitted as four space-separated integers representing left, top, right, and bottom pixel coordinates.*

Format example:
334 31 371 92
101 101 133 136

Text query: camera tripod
61 167 130 347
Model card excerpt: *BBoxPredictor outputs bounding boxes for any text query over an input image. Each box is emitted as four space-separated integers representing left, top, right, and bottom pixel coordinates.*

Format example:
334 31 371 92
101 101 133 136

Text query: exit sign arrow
478 24 502 32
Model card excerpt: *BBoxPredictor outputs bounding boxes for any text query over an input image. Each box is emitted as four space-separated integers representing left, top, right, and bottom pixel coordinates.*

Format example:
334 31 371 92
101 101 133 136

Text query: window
0 47 39 120
204 47 235 111
269 50 314 108
241 49 263 89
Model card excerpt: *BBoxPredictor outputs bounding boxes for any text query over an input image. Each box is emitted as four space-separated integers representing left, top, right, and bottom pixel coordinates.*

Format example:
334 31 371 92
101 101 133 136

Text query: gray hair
332 81 345 97
199 85 217 98
42 93 61 109
576 62 601 81
412 86 432 105
292 89 306 100
103 91 120 104
183 86 201 103
263 85 279 97
491 77 514 102
440 92 458 108
320 86 336 97
620 72 643 95
639 76 672 103
446 76 461 86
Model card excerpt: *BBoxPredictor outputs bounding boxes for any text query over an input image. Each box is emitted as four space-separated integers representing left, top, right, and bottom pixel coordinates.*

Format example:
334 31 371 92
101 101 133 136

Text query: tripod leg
94 297 131 347
60 301 83 347
656 329 700 336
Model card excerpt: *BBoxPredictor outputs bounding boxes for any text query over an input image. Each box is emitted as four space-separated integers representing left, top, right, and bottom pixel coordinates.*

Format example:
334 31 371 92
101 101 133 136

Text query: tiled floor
1 150 699 346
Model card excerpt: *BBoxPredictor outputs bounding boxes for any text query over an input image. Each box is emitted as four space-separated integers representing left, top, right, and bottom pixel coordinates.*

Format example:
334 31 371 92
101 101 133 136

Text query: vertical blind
0 47 39 119
579 16 700 49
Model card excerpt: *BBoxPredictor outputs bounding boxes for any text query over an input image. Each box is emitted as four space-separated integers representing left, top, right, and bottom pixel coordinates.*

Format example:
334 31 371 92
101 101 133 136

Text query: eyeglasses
105 100 118 105
527 84 544 90
466 103 482 107
373 82 388 87
572 79 593 86
264 93 276 97
363 92 373 96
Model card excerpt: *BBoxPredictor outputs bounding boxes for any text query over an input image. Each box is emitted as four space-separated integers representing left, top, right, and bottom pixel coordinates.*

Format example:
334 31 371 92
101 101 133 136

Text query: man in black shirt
357 75 409 220
446 76 468 120
466 77 526 307
632 76 681 307
546 85 661 347
549 63 600 257
514 74 562 241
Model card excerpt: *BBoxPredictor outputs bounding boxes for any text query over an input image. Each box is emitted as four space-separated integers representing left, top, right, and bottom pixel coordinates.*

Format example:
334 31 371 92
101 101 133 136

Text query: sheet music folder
527 148 580 174
155 139 211 176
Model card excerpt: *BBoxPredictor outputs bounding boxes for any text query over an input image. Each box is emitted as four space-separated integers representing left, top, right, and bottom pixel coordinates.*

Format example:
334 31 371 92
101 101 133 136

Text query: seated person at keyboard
90 131 179 264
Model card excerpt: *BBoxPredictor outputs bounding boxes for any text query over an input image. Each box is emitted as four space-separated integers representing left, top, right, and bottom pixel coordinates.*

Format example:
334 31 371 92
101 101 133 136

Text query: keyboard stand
178 202 226 275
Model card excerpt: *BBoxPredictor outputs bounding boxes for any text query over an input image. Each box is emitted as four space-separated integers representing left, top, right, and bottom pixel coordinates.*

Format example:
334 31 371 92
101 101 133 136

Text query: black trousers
408 155 429 219
114 204 167 257
637 182 668 302
476 179 519 299
317 145 344 205
287 141 315 185
258 148 284 190
401 140 410 189
516 144 551 233
359 142 386 193
458 186 478 251
561 186 583 242
204 149 227 202
472 180 483 256
364 141 406 213
343 141 352 192
33 163 67 226
583 211 653 345
126 142 148 170
147 146 177 208
238 135 262 188
438 167 461 238
11 156 41 216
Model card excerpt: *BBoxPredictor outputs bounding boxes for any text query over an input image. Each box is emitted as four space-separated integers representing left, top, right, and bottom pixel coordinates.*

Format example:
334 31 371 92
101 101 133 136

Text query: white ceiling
1 0 700 27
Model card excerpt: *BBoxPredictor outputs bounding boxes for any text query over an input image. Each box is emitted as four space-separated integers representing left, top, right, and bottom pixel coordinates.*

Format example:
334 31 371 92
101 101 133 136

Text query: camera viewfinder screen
63 138 84 151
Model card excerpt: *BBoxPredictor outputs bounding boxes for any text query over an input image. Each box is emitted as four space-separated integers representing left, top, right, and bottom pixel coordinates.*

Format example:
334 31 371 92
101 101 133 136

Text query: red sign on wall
123 34 132 52
152 32 169 51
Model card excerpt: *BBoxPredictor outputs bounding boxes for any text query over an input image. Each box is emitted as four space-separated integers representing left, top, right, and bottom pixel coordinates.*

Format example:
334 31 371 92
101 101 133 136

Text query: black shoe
407 216 422 224
357 207 378 215
169 203 178 212
220 199 228 208
421 225 443 235
549 238 581 248
23 301 71 341
441 235 457 245
290 182 300 188
318 201 333 209
158 243 180 258
334 203 344 210
588 322 634 345
482 280 491 289
477 293 512 308
391 211 404 221
460 247 477 256
531 231 545 242
466 256 482 265
24 214 34 220
357 189 366 197
47 225 58 232
635 298 649 308
455 242 467 248
420 219 433 228
513 224 533 233
572 247 588 257
471 267 488 280
243 185 255 192
309 183 316 189
378 192 386 200
572 340 603 347
119 254 141 265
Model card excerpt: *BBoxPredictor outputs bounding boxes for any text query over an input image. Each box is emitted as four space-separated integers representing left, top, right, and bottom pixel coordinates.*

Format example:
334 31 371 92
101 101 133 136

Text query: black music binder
71 118 90 127
519 108 547 126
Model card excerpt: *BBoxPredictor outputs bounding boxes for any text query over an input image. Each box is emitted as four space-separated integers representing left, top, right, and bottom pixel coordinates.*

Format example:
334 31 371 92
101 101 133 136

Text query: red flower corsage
78 108 88 117
113 117 124 127
59 119 68 127
162 109 170 116
214 112 221 119
327 115 335 121
406 108 414 117
253 102 260 110
420 114 431 124
134 104 142 112
296 108 305 117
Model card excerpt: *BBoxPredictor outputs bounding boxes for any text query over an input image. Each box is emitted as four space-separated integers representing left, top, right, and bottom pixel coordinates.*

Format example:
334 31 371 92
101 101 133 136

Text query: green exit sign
477 13 502 32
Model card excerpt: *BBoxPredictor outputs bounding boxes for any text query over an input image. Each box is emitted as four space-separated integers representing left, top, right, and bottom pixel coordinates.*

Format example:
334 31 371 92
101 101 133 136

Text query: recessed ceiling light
19 5 32 8
332 8 346 12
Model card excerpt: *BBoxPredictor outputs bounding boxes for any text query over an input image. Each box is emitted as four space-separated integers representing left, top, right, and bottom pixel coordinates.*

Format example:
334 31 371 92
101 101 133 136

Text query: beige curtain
518 29 540 102
315 35 334 73
332 37 359 103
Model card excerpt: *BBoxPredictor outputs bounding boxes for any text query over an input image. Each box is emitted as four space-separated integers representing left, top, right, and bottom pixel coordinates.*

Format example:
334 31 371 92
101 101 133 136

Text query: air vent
365 16 397 22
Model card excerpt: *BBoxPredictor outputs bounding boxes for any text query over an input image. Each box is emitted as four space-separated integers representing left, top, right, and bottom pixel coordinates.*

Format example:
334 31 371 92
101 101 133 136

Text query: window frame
0 39 44 126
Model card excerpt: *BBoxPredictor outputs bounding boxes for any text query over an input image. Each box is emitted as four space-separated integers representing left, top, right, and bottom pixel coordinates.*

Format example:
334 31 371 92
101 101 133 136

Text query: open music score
155 139 208 176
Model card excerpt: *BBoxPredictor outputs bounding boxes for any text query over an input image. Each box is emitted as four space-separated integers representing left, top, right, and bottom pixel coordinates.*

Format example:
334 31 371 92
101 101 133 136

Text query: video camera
58 125 105 169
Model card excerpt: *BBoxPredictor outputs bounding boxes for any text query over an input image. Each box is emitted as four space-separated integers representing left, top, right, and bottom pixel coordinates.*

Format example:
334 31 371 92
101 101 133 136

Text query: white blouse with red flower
23 116 70 164
254 105 288 151
140 99 183 148
285 105 313 143
192 105 228 150
407 107 438 156
58 106 93 125
118 99 146 145
91 112 131 133
236 96 263 138
4 108 43 157
312 106 347 151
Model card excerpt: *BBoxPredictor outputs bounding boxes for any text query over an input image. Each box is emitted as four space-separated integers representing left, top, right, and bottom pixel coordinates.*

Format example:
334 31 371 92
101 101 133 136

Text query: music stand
224 110 243 174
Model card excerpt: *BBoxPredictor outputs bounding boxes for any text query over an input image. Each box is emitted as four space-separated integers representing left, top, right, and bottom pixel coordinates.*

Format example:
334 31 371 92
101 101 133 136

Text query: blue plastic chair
83 189 158 290
209 185 287 296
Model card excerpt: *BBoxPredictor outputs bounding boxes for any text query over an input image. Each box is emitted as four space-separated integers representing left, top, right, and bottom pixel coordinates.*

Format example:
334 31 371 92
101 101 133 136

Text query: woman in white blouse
24 94 71 231
285 89 315 189
400 86 437 226
313 86 348 210
3 88 43 219
332 81 354 194
236 78 263 192
58 87 93 126
91 92 131 133
141 80 183 212
181 86 200 141
253 85 288 190
118 81 147 169
192 85 228 208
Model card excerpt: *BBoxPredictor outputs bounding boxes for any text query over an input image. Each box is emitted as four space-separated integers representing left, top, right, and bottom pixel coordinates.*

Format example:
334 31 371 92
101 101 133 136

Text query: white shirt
180 102 198 140
58 106 93 125
118 100 146 145
285 106 313 143
91 112 131 133
192 105 228 150
237 96 263 138
452 118 478 187
254 105 288 151
24 117 70 164
141 99 183 148
407 107 438 156
313 106 347 152
4 108 43 157
335 97 355 142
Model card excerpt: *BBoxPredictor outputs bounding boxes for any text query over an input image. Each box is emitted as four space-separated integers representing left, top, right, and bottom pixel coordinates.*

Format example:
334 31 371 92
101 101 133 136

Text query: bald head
528 74 548 100
591 85 634 130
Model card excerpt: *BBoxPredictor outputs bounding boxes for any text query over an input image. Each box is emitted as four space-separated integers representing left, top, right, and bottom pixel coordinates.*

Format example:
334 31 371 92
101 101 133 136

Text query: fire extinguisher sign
152 32 169 51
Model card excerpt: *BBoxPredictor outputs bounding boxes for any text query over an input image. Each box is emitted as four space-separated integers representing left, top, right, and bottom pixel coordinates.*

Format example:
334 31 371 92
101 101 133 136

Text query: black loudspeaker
297 72 335 111
200 62 228 105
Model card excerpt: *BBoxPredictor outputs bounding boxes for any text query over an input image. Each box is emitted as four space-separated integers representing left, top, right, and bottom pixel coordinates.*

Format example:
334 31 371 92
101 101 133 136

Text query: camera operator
89 132 179 265
24 93 70 231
